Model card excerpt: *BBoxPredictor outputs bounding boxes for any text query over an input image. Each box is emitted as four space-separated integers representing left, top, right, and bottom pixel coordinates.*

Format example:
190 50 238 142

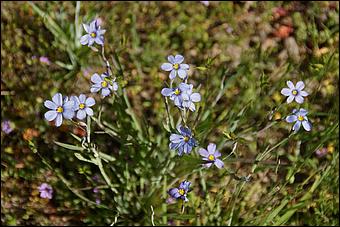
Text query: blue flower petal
85 97 96 107
161 88 174 97
161 63 173 71
85 108 94 116
55 114 63 127
76 109 86 120
63 109 74 119
52 93 63 107
177 69 187 79
302 120 312 131
295 95 304 104
293 121 301 132
286 115 297 123
44 110 57 121
80 34 90 45
174 55 184 64
198 148 209 158
91 73 102 83
170 134 183 143
44 100 57 110
207 143 216 154
169 70 176 80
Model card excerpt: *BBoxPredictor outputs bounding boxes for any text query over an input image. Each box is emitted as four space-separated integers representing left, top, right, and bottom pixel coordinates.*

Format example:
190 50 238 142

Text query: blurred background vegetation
1 1 339 226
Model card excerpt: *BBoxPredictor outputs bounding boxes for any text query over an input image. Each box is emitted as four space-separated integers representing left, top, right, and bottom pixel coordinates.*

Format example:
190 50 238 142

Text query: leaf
54 141 84 151
196 66 207 71
74 153 95 164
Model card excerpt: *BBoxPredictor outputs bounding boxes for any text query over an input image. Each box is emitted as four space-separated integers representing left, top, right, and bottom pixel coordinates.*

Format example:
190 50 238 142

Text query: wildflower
315 148 327 158
168 180 191 202
96 198 101 205
93 187 99 193
181 84 201 111
1 120 13 134
90 73 118 98
286 108 312 132
39 56 50 65
198 143 224 168
161 55 190 80
80 19 106 46
281 81 308 104
44 93 75 127
70 94 95 120
200 1 209 6
161 83 191 107
169 125 197 156
38 183 53 199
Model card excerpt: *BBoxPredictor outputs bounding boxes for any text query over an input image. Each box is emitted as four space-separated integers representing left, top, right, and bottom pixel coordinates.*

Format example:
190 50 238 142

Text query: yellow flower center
292 90 298 95
174 88 181 95
183 136 189 142
178 189 185 195
101 81 108 88
90 32 96 38
298 115 304 121
208 154 215 161
57 106 63 113
79 103 85 109
173 63 179 70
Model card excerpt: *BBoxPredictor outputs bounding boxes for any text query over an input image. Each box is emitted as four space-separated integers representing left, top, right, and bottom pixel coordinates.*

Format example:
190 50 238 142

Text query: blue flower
161 83 191 107
44 93 75 127
70 94 96 120
181 84 201 111
281 81 308 104
38 183 53 199
161 55 190 80
286 108 312 132
80 19 106 46
168 180 191 202
199 143 224 169
90 73 118 98
169 125 197 156
1 120 14 134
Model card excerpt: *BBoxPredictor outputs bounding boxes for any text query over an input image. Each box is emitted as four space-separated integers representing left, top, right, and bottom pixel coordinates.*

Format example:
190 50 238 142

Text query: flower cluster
44 93 95 127
44 19 118 128
281 80 312 132
162 54 224 203
161 55 201 111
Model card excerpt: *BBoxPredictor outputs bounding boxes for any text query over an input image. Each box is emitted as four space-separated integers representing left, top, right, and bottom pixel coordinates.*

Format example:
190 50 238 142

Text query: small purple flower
96 198 101 205
169 125 197 156
286 108 312 132
80 19 106 46
38 183 53 199
199 143 224 169
39 56 50 65
1 120 13 134
281 81 308 104
168 180 191 202
161 55 190 80
44 93 75 127
93 187 99 193
90 73 118 98
315 148 327 158
161 83 191 107
70 94 95 120
200 1 209 6
39 56 51 65
181 84 201 112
